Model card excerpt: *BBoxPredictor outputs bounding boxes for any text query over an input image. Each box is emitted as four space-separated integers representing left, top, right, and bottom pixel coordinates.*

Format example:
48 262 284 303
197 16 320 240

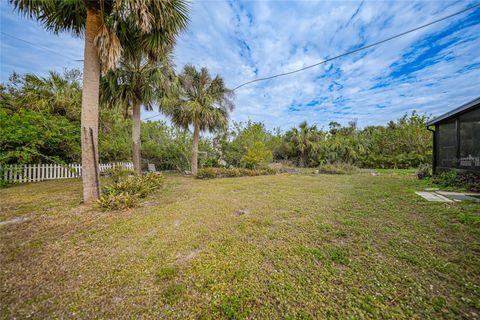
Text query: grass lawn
1 172 479 319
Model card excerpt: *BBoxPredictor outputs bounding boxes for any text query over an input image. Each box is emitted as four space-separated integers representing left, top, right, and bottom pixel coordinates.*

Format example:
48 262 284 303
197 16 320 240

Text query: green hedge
196 167 279 179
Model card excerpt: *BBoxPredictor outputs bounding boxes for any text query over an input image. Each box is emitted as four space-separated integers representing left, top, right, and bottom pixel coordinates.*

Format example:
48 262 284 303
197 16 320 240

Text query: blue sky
1 0 479 130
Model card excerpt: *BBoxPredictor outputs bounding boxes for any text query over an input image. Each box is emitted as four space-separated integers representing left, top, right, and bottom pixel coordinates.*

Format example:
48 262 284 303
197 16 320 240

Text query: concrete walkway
415 190 480 203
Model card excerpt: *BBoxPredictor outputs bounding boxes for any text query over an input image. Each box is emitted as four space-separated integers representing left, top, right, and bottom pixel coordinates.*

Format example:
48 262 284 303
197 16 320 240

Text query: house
426 97 480 174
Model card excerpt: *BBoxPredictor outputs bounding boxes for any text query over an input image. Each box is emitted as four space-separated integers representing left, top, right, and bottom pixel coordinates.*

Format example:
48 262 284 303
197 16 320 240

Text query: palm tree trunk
132 100 142 174
80 9 102 204
298 151 305 167
191 123 200 176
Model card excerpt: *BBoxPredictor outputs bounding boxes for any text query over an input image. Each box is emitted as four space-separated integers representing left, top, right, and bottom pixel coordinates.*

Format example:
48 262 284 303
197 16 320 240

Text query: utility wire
232 3 480 91
144 3 479 121
1 31 83 62
144 112 163 121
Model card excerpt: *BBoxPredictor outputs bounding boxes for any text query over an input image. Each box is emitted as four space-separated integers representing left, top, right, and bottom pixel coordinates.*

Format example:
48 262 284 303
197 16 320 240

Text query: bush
104 166 133 183
432 171 480 192
318 163 360 175
416 163 432 180
200 157 222 168
432 171 458 188
96 192 139 210
96 173 165 210
196 167 279 179
457 172 480 192
240 142 273 169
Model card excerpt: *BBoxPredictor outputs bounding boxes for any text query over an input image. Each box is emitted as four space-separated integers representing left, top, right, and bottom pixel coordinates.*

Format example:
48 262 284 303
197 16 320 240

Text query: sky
1 0 479 131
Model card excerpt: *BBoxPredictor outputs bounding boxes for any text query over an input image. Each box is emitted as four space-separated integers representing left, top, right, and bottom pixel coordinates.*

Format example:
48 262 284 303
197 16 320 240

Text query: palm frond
166 65 234 134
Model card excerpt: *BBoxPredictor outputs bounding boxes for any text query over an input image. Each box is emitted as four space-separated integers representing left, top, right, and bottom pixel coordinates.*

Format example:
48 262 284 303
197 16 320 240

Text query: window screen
459 108 480 169
437 121 457 168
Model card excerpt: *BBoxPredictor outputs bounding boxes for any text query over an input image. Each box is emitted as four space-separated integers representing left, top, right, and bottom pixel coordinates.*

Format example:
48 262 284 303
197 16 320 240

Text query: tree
241 142 273 169
285 121 320 167
3 70 82 120
102 57 174 174
217 120 280 167
166 65 234 176
11 0 188 203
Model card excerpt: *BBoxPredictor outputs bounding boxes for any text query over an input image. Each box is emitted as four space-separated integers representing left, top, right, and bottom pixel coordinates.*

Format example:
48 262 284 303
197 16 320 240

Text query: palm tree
286 121 320 167
165 65 234 176
6 70 82 121
102 57 174 174
11 0 188 203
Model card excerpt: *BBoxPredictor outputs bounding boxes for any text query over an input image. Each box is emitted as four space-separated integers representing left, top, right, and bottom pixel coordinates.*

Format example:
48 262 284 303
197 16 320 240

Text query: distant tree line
0 69 432 171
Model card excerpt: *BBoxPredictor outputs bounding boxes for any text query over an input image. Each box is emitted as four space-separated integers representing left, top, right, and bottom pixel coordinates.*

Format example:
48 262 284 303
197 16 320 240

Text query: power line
144 3 479 121
232 3 480 91
144 113 163 121
1 31 83 62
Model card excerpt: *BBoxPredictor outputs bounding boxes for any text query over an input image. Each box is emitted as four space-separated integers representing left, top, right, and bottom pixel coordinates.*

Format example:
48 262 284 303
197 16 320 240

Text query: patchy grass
1 172 479 319
375 168 417 175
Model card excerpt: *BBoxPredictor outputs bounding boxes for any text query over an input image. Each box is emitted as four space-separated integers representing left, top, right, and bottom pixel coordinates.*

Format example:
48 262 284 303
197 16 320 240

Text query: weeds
416 163 432 180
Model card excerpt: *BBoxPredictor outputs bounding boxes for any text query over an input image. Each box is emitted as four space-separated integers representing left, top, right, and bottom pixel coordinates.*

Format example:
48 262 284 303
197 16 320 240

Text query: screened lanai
426 97 480 173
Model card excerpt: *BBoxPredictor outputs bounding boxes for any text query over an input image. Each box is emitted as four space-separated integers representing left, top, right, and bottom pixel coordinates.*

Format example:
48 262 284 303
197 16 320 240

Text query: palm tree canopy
165 65 234 133
287 121 320 153
4 70 82 120
101 56 174 116
11 0 189 72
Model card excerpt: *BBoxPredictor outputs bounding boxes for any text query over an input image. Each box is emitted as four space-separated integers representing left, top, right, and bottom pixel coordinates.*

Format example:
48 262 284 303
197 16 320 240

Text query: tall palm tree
286 121 320 167
102 57 174 174
165 65 234 176
11 0 188 203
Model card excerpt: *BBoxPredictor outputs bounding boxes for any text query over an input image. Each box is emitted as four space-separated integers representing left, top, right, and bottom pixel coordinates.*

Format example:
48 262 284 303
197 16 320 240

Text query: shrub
104 166 133 183
318 163 360 175
196 167 218 179
201 157 222 168
96 192 139 210
103 173 164 198
432 171 458 188
240 142 273 169
457 172 480 192
196 167 279 179
416 163 432 180
97 173 165 210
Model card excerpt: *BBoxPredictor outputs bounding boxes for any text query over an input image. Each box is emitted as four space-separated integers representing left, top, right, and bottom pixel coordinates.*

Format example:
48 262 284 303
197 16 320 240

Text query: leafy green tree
0 107 80 164
241 142 273 169
12 0 189 202
218 120 280 167
166 65 234 176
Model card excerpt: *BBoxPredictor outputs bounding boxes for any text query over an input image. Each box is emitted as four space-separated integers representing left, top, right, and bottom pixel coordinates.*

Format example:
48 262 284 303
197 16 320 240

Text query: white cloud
1 0 479 130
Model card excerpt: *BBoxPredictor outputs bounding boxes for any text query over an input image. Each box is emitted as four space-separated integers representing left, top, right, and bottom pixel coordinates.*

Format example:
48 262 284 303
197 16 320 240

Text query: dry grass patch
1 173 479 318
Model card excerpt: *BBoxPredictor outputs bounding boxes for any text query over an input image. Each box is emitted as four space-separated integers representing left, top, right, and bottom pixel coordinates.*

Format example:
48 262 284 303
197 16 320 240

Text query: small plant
416 163 432 180
156 266 177 281
96 192 138 210
456 172 480 192
163 283 185 304
96 173 165 210
432 171 458 188
318 163 360 175
104 166 133 183
103 173 165 198
196 167 218 179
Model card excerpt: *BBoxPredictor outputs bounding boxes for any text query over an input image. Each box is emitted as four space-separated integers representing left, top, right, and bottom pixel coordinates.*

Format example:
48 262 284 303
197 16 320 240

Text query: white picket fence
1 162 133 183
